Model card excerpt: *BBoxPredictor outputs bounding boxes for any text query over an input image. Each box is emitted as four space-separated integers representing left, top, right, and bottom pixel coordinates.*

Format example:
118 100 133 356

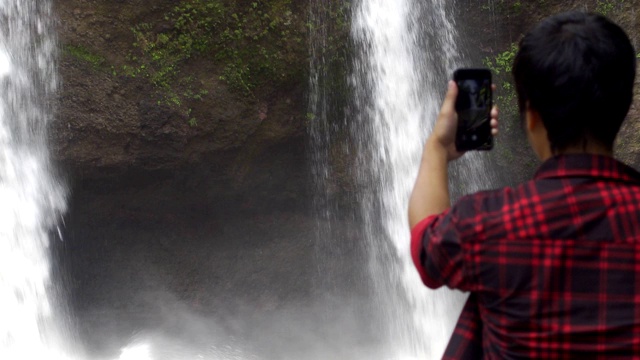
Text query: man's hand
408 81 499 228
427 81 499 162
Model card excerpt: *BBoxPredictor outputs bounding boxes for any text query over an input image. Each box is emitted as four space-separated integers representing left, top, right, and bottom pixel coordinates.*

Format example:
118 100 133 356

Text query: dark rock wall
53 0 308 178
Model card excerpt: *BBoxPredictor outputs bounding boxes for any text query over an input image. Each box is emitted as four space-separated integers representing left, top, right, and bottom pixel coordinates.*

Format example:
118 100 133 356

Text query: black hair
512 11 636 153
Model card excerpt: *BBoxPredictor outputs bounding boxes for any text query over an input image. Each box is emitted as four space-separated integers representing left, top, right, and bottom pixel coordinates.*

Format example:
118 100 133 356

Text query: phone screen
454 69 493 151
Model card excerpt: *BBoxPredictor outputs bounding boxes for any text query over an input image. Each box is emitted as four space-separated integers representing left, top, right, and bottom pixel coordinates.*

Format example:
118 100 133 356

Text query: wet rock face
53 0 307 178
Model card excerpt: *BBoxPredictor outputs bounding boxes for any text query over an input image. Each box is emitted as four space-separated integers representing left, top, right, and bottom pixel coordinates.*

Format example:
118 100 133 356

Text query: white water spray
0 1 71 359
352 0 497 358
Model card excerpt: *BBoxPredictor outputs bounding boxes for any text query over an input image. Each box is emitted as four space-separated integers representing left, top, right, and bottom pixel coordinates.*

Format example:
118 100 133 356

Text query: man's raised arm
408 81 498 228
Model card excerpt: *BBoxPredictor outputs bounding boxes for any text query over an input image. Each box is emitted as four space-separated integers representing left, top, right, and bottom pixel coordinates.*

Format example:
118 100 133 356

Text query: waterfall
350 0 497 358
0 1 70 359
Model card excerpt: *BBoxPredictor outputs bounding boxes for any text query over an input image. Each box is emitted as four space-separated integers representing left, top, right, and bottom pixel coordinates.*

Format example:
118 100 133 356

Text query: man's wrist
424 137 450 162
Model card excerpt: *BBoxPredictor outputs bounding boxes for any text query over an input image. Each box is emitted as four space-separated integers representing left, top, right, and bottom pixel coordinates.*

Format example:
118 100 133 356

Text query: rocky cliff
53 0 313 203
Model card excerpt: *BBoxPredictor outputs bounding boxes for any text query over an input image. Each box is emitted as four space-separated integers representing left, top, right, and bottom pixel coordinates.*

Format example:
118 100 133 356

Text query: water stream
0 1 70 359
348 0 497 358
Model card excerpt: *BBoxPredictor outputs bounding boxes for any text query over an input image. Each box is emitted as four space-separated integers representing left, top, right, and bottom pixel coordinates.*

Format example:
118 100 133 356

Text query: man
409 11 640 359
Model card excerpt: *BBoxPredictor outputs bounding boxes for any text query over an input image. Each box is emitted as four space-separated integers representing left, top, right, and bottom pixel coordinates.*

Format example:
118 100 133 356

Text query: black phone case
453 68 493 152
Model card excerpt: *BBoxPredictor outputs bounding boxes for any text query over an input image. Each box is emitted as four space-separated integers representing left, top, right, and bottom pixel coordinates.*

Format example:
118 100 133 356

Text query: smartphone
453 68 493 151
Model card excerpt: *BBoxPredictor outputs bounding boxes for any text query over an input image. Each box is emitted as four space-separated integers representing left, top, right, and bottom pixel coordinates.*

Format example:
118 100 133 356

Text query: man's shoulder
453 184 522 216
452 167 640 243
449 185 523 239
456 155 640 215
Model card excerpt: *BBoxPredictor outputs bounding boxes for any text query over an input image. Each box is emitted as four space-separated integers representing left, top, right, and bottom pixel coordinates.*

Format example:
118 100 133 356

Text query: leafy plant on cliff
65 45 106 69
483 42 519 122
595 0 624 16
125 0 307 122
483 43 526 169
216 1 306 95
122 1 229 123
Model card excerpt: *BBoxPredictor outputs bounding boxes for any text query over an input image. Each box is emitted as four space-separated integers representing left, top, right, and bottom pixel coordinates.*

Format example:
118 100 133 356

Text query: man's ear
525 107 552 160
525 108 542 132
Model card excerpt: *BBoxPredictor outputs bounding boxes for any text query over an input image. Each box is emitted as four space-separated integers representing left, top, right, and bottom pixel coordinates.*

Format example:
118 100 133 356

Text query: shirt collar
534 154 640 182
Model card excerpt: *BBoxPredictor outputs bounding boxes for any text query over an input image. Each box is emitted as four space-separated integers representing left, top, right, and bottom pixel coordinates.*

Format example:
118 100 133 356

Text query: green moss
119 1 231 122
65 45 106 68
121 0 312 123
483 42 519 123
596 0 624 16
128 0 306 94
212 0 307 95
483 41 523 172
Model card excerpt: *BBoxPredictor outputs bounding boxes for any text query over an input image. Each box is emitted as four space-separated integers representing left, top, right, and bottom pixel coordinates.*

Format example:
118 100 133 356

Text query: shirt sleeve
410 207 470 290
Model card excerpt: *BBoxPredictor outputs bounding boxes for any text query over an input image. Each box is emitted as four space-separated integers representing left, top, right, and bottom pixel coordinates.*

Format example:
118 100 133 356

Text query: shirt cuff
411 215 438 286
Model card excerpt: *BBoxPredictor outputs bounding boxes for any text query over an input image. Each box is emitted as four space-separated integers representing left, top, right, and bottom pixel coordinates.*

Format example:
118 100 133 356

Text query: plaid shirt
411 154 640 359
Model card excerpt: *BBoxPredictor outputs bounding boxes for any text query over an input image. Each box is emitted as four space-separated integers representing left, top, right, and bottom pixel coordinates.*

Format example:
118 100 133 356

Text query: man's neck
541 143 613 161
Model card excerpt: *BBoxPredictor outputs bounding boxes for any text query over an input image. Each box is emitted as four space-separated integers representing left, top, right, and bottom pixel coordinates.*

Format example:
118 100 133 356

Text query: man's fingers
440 80 458 117
491 105 499 136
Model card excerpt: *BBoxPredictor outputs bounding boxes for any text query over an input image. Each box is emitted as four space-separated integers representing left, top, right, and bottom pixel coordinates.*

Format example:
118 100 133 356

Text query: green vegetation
483 42 529 174
483 42 519 121
119 0 309 124
65 45 106 68
129 0 304 95
215 1 304 95
595 0 624 16
511 1 522 13
63 1 350 126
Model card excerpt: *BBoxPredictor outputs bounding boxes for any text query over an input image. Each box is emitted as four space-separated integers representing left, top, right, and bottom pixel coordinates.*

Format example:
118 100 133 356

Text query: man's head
513 12 636 158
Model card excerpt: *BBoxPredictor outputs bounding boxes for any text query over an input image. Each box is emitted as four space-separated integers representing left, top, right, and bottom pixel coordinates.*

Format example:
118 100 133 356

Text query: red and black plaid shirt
411 154 640 359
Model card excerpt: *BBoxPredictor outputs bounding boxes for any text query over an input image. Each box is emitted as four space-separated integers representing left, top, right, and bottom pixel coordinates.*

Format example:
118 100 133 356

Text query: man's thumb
440 80 458 115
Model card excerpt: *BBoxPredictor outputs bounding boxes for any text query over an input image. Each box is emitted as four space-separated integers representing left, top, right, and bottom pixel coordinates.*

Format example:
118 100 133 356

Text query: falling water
0 1 71 359
350 0 497 358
